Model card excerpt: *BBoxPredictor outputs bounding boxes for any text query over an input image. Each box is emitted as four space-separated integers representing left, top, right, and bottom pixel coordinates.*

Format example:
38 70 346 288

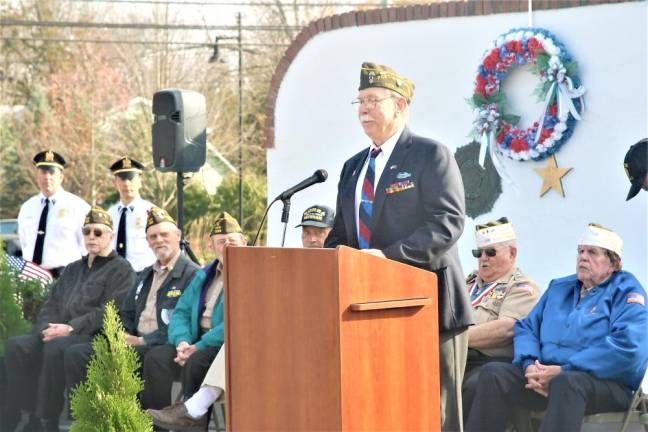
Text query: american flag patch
627 293 645 306
515 283 535 295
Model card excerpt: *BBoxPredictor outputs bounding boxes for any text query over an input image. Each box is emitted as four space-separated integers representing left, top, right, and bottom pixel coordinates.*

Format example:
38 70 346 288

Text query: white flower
554 123 567 132
553 132 563 141
544 139 555 147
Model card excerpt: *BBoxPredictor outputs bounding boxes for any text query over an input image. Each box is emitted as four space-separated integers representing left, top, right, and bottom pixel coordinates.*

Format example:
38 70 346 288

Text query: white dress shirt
354 126 404 241
108 197 156 272
18 189 90 269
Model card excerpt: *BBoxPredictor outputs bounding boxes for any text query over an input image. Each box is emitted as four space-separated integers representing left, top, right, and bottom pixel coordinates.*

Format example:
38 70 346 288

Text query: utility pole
237 12 243 225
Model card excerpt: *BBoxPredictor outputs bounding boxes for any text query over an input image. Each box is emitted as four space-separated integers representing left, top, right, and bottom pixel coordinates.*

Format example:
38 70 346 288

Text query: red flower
506 40 523 54
496 130 506 143
510 138 529 152
527 37 542 56
549 104 558 117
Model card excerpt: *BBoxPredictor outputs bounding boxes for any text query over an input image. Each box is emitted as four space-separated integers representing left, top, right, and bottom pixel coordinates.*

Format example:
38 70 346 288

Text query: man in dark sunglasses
3 207 136 432
462 217 540 422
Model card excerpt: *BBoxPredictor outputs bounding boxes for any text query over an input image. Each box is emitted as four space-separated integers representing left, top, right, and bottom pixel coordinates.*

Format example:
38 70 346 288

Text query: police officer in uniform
17 150 90 277
296 205 335 248
108 157 157 271
462 217 540 420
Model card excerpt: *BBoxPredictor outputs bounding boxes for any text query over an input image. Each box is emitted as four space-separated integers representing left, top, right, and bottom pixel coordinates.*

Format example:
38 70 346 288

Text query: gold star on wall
534 155 572 197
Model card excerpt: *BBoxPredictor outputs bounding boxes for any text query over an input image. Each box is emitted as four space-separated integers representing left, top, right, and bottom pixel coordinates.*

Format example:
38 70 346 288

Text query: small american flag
4 253 53 287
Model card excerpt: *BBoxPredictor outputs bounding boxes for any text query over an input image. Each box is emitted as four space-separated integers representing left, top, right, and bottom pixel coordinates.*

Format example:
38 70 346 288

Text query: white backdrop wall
266 1 647 291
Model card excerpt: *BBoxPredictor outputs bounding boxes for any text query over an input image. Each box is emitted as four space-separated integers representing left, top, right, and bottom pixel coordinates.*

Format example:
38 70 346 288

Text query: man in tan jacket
462 217 540 421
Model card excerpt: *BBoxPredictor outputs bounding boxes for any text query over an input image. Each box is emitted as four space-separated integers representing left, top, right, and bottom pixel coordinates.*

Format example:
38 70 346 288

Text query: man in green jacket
141 212 246 410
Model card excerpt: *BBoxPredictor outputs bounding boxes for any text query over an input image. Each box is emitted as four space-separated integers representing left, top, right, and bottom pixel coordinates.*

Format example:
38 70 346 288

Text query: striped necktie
358 148 382 249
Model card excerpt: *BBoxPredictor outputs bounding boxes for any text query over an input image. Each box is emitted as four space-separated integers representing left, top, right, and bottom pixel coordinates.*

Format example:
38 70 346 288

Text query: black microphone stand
279 198 291 247
176 172 201 265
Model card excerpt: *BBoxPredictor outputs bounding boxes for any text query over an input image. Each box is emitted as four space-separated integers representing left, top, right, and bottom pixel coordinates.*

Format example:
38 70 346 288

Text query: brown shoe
147 401 208 431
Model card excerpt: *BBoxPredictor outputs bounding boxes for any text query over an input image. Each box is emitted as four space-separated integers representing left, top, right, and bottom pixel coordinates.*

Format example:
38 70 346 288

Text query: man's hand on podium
361 249 385 258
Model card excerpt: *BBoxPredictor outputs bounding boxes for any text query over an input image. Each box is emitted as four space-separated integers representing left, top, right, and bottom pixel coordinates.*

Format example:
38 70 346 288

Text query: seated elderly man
2 207 136 432
141 212 246 411
462 217 540 419
63 207 199 401
466 223 648 432
296 204 334 248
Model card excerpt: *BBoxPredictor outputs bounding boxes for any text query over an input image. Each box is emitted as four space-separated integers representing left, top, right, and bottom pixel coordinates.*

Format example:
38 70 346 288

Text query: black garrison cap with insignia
33 150 66 171
295 205 335 229
84 206 113 229
146 207 177 231
110 157 144 180
359 62 415 103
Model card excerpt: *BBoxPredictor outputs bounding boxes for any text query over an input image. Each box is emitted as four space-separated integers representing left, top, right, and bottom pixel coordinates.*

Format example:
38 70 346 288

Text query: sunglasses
472 248 497 258
82 227 106 237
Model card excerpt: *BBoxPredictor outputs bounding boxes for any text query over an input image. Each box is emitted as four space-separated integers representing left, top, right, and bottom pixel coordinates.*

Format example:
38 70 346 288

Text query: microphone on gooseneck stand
252 169 328 246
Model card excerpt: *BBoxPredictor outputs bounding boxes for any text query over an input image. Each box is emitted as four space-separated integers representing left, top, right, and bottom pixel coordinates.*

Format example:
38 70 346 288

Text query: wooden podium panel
224 246 439 431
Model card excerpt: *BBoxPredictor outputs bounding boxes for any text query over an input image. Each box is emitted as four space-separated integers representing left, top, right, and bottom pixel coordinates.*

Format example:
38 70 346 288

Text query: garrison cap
110 157 144 179
624 138 648 201
146 207 176 232
295 205 335 229
579 223 623 258
33 150 66 171
84 206 113 229
359 62 415 103
210 212 242 236
475 217 516 248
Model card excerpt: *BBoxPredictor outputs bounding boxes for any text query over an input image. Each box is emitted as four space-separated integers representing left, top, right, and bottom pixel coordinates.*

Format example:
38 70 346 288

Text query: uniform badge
386 179 415 195
58 208 66 218
396 171 411 179
135 216 144 229
161 308 173 325
167 288 182 298
45 150 54 162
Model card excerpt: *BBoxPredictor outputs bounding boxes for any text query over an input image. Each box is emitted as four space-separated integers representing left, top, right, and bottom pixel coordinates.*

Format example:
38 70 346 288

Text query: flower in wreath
468 28 586 172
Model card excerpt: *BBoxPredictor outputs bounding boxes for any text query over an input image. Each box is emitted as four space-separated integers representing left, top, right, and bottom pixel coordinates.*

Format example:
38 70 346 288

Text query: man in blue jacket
466 223 648 432
141 212 246 411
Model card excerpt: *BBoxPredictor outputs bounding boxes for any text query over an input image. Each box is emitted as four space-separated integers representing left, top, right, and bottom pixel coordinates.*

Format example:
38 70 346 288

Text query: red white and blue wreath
468 28 586 174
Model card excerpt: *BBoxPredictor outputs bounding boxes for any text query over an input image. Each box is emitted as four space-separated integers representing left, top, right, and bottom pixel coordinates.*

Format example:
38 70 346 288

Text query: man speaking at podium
325 62 472 432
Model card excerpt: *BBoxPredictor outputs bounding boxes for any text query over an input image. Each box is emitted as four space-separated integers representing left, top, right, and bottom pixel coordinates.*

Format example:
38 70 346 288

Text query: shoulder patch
627 293 645 306
514 283 535 295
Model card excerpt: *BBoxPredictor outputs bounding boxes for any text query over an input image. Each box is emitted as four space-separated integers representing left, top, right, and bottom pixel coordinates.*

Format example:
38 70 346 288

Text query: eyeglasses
82 227 106 237
350 96 392 109
212 236 241 246
472 248 497 258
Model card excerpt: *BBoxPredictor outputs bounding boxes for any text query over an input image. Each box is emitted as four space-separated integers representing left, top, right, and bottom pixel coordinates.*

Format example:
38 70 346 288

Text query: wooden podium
224 246 440 431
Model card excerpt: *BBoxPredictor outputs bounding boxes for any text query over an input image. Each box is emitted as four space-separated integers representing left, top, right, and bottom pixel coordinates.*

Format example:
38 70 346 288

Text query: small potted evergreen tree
70 301 153 431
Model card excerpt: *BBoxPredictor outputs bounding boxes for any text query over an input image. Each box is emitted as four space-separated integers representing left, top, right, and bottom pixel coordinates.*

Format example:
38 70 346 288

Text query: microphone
274 169 328 201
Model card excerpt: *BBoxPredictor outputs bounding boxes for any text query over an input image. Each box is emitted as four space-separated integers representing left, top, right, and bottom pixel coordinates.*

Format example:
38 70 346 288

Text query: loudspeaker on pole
152 89 207 173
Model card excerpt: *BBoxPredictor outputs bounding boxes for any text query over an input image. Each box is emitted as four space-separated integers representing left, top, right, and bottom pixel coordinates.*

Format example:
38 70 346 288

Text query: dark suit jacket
325 127 474 332
120 253 200 346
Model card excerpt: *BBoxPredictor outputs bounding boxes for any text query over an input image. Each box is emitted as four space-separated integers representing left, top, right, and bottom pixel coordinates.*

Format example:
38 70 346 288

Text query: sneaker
147 402 208 431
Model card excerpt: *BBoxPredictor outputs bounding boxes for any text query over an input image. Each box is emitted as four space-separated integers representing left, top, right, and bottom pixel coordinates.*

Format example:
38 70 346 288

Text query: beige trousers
202 343 226 391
